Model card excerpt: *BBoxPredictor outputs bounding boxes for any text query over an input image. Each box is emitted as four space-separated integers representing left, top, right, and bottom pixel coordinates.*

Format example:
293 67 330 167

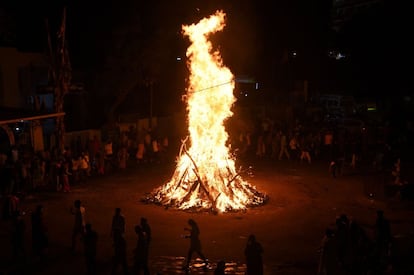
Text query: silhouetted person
374 210 392 273
11 211 26 264
141 217 151 245
71 199 86 253
111 231 128 275
214 260 226 275
133 225 150 275
184 219 208 269
375 210 391 247
318 228 338 275
31 204 48 262
84 223 98 275
329 159 339 178
335 214 349 269
2 193 20 220
111 208 125 240
348 220 370 274
244 234 263 275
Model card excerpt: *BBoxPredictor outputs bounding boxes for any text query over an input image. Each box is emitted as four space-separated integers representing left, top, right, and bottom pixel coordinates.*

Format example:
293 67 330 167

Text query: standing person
300 134 312 164
144 129 152 163
95 152 105 175
11 211 26 264
374 210 392 273
62 161 72 192
54 158 63 191
3 193 20 220
324 130 334 161
140 217 151 245
136 138 145 165
244 234 263 275
117 146 128 170
110 208 125 241
79 152 90 182
31 204 48 262
71 156 80 185
335 214 350 268
71 199 86 253
318 228 338 275
111 231 128 275
133 225 150 275
183 219 208 270
89 135 101 163
329 159 338 178
84 223 98 275
278 131 290 160
214 260 226 275
104 140 114 172
289 134 299 161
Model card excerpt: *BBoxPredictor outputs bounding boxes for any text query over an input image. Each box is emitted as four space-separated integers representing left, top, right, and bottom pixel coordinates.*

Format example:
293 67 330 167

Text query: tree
0 7 16 46
90 1 182 127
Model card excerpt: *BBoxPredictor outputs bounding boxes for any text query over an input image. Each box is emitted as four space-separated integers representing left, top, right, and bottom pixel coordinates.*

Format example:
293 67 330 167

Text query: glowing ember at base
146 10 267 213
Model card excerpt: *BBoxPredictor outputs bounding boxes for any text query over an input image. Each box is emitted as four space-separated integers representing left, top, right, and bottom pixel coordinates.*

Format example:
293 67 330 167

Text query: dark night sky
11 1 331 67
3 0 413 97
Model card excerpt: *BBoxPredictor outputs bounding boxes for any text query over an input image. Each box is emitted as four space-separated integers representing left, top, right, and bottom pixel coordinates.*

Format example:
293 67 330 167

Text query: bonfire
148 10 267 213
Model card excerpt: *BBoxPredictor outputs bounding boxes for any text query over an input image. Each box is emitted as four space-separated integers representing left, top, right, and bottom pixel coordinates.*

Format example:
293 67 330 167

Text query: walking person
31 204 48 262
183 219 208 270
244 234 263 275
84 223 98 275
71 199 86 253
133 225 150 275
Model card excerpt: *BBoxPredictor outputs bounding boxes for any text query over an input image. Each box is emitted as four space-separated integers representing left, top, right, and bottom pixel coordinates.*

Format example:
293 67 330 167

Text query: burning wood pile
146 11 267 213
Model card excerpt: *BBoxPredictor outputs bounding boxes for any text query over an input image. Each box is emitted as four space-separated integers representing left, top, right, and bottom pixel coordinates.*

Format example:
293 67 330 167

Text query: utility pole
46 7 71 151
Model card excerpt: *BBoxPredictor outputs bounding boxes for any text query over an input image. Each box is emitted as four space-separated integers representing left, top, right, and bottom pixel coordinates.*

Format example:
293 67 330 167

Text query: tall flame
151 10 266 213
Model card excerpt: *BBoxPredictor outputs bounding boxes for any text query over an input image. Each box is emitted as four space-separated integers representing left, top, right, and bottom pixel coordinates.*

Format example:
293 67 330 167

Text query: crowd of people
6 199 152 275
5 199 264 275
0 115 411 201
0 127 171 199
14 196 400 274
0 115 412 274
234 118 405 171
318 210 394 275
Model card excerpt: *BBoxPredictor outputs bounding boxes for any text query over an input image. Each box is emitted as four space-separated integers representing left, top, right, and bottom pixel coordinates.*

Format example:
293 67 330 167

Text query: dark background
1 0 413 126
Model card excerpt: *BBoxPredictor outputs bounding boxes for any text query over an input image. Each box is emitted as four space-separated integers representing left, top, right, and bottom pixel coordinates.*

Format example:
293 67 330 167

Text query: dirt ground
1 158 414 274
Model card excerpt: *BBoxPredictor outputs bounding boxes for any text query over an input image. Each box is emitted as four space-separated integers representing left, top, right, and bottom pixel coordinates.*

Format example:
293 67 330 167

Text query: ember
148 10 267 213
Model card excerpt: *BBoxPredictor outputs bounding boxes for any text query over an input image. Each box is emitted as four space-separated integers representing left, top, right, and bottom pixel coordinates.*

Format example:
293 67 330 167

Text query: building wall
0 47 48 108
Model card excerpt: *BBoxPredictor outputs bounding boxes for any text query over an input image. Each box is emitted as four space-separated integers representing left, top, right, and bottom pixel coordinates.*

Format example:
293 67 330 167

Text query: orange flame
152 10 266 213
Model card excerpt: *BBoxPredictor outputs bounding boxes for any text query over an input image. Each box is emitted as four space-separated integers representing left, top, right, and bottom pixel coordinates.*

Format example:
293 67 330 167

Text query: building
0 47 49 108
0 47 64 153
